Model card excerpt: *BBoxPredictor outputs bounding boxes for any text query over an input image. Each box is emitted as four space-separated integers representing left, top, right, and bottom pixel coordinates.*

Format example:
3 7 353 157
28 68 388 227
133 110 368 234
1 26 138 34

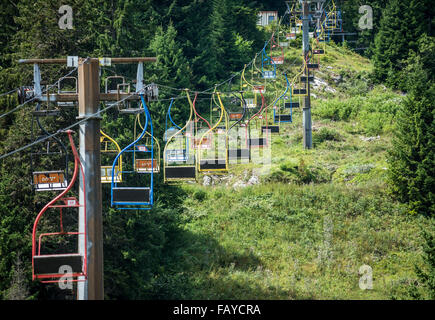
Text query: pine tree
0 0 19 91
388 40 435 216
373 0 427 84
415 224 435 299
337 0 389 56
5 254 29 300
148 22 193 140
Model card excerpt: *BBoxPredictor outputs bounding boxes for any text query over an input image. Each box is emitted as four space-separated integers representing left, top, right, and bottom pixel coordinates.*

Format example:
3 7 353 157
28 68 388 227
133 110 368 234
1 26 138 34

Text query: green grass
147 42 431 300
153 182 428 299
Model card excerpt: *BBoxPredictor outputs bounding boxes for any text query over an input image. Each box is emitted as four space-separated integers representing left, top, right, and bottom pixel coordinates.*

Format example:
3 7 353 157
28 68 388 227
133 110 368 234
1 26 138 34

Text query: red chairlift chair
32 130 87 284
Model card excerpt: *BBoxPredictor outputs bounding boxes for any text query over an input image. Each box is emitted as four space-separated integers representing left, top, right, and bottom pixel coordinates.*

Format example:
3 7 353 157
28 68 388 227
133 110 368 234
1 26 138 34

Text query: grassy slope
154 43 431 300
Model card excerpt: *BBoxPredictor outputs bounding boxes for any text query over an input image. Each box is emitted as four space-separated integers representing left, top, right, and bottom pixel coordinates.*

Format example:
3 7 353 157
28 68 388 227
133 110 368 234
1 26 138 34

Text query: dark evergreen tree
148 22 193 138
415 224 435 299
337 0 389 56
388 38 435 216
373 0 428 84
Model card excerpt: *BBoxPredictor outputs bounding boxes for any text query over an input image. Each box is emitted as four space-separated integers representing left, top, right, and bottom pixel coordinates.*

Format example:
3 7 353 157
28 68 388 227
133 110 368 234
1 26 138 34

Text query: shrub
266 159 331 185
313 127 342 146
193 189 208 201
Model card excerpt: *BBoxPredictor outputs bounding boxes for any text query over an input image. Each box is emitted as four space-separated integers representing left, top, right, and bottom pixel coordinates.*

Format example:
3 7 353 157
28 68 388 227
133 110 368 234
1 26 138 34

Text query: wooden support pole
77 57 104 300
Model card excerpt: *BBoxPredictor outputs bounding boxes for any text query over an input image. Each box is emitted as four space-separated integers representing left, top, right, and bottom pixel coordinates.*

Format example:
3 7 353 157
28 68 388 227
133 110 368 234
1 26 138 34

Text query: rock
325 86 337 93
313 77 328 89
360 135 380 142
211 175 221 185
233 180 247 189
247 175 259 186
203 175 212 186
313 77 336 93
331 74 342 84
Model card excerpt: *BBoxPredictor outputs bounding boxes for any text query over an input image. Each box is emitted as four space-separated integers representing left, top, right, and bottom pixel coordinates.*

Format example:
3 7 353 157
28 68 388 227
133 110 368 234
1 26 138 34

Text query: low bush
313 127 343 146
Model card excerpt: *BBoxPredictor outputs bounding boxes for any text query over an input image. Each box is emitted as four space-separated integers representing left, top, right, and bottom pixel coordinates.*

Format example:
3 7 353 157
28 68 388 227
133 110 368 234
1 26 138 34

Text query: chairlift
134 113 161 173
226 92 250 162
110 94 154 210
30 103 69 192
57 77 78 109
261 43 276 79
197 92 229 173
100 129 122 183
273 73 293 124
32 130 86 284
163 90 197 182
270 36 285 65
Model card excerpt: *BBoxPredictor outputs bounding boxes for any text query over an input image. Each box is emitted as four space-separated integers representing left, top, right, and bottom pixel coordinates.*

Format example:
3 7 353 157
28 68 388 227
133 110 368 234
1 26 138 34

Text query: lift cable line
1 3 323 164
0 87 19 98
96 11 289 98
0 89 145 161
0 91 190 162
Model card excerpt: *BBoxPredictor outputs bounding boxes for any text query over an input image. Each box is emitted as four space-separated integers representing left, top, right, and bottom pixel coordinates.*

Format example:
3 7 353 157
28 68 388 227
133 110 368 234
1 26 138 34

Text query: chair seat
248 138 267 147
136 159 159 173
285 102 300 108
262 126 279 133
300 76 314 82
165 166 196 179
293 89 307 95
32 110 61 117
199 160 227 170
274 114 292 122
307 64 319 69
34 253 83 276
112 187 150 204
228 149 250 160
119 108 144 114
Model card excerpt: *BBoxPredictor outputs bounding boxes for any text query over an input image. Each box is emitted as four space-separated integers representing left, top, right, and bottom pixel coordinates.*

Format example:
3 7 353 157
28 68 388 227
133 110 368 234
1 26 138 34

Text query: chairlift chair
163 90 197 183
241 63 265 111
104 75 134 113
261 44 277 79
111 94 154 210
246 90 269 149
273 73 294 124
291 60 310 97
100 129 122 183
270 36 285 65
192 92 213 151
30 103 69 192
134 113 161 173
197 92 229 173
226 92 250 162
32 130 86 284
57 77 78 109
